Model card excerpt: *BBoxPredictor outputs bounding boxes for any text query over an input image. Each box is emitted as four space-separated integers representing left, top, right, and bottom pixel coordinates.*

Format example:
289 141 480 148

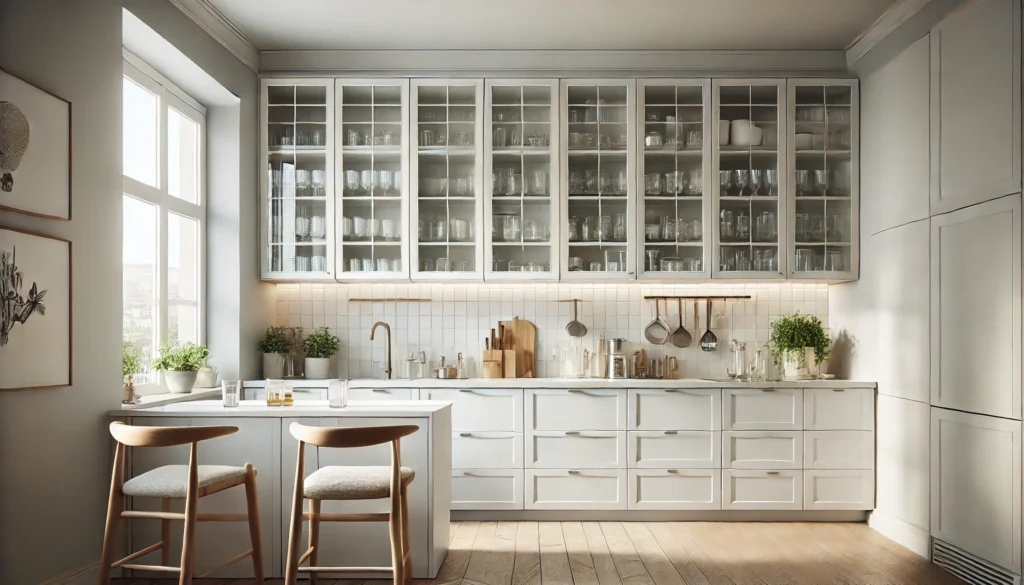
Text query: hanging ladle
700 299 718 352
643 299 671 345
669 299 692 348
565 299 588 338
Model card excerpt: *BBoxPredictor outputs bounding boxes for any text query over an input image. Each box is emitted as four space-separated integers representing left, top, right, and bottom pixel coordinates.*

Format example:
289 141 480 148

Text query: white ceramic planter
782 349 813 381
263 353 286 379
165 370 198 394
195 366 218 388
305 357 331 379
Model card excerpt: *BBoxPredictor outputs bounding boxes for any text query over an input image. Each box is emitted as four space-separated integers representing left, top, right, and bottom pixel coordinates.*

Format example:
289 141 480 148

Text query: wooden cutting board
500 317 536 378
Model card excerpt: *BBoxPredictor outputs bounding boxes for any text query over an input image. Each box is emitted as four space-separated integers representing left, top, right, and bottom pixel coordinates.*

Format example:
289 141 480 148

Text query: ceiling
207 0 895 52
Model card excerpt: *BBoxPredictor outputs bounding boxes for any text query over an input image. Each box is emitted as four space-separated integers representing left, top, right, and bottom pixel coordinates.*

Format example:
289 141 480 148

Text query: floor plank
419 520 480 585
451 521 461 545
582 522 623 585
463 521 517 585
538 522 573 585
511 521 541 585
620 523 687 585
463 521 498 585
643 523 719 585
599 522 656 585
561 522 600 585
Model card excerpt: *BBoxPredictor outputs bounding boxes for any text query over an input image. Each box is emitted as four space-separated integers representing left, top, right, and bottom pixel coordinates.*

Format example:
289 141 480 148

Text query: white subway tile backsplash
274 282 829 380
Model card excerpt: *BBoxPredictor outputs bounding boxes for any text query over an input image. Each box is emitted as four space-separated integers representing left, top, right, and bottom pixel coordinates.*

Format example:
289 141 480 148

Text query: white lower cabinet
452 469 524 510
526 431 627 469
421 387 523 432
723 388 803 430
723 431 803 469
803 431 874 470
628 388 721 430
525 469 628 510
628 469 722 510
629 431 720 469
526 389 627 431
452 432 523 468
804 388 875 430
723 470 803 510
804 470 875 510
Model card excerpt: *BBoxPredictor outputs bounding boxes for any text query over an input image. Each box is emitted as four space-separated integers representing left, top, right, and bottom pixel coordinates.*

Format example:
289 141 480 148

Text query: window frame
122 55 207 391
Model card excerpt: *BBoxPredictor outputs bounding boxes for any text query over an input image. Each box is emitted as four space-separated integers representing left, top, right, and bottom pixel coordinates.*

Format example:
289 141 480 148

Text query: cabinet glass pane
490 83 555 274
717 84 781 273
417 84 478 274
339 83 405 275
566 85 630 274
642 84 705 275
266 84 329 274
793 84 852 273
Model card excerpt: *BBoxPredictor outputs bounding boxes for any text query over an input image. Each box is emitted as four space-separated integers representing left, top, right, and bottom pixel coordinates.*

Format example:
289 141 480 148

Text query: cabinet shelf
568 241 627 247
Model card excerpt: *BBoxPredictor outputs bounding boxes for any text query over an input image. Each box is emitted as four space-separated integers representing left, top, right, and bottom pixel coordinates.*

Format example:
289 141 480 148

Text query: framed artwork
0 227 72 390
0 67 71 220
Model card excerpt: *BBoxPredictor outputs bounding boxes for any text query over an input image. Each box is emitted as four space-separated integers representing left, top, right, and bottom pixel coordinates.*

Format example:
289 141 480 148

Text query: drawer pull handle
567 389 605 396
462 471 477 477
372 388 388 393
459 432 473 437
664 389 679 393
832 389 845 392
666 469 679 474
568 470 580 475
760 389 776 393
565 431 581 435
766 471 780 475
664 431 678 435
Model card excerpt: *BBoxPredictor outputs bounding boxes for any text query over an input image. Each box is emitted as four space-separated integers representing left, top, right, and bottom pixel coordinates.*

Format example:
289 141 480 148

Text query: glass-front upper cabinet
712 80 786 279
637 80 712 279
484 80 560 280
788 79 858 280
560 80 636 280
335 79 409 280
260 79 335 280
410 79 484 281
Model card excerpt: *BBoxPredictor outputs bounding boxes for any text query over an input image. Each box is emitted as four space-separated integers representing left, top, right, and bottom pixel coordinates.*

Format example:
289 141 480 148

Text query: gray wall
0 0 123 582
122 0 271 380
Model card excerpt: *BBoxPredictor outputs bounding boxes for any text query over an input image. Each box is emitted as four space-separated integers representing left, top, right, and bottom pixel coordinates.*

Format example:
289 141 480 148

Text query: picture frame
0 67 72 220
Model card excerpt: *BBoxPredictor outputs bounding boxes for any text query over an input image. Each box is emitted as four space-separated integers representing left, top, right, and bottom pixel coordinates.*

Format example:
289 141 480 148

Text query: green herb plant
122 341 146 381
768 313 830 365
152 342 210 372
257 326 292 354
303 327 340 359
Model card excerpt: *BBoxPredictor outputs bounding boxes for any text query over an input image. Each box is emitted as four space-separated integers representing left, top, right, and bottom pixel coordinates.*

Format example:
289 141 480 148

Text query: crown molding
259 49 850 77
846 0 966 75
168 0 260 73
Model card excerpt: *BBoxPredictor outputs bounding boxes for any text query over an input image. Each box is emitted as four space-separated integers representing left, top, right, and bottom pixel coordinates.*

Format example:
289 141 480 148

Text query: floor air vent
932 539 1021 585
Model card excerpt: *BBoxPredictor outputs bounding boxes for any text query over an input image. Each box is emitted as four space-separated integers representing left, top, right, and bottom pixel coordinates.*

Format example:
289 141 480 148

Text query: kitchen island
111 400 451 580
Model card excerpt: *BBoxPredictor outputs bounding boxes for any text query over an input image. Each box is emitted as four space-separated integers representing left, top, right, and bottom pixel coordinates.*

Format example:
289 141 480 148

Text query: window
122 57 206 386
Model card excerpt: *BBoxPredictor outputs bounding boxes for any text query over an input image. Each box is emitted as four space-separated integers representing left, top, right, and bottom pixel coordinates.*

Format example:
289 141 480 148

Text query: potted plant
768 313 830 381
258 326 291 378
122 340 145 404
153 342 210 393
303 327 339 379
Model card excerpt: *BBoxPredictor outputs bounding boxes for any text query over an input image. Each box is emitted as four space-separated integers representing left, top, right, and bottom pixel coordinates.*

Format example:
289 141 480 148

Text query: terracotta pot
165 370 198 394
263 353 286 379
305 357 331 379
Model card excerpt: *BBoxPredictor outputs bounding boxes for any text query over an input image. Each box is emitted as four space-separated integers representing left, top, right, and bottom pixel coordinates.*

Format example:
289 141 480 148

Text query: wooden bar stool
285 422 418 585
98 422 264 585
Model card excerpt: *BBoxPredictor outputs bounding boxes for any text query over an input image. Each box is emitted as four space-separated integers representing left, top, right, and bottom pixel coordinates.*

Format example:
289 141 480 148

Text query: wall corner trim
166 0 260 73
868 510 932 560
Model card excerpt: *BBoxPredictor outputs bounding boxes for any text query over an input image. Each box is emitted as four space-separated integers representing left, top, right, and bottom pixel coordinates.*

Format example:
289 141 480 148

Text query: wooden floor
114 521 966 585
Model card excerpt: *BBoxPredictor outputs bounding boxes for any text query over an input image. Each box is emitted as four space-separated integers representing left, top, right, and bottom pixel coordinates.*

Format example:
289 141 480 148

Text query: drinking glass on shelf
813 170 831 197
419 129 435 147
568 256 584 271
795 213 810 241
589 262 603 272
524 220 545 241
346 129 361 146
361 258 373 272
719 170 734 197
456 260 474 272
735 170 752 196
826 250 846 271
584 170 599 194
222 380 240 407
613 170 628 195
328 379 347 408
795 248 815 272
295 214 310 242
646 249 660 271
528 170 547 196
378 171 394 196
685 129 703 150
828 214 848 242
660 217 677 242
344 170 359 195
644 173 663 195
360 170 377 195
436 257 451 272
376 258 391 272
266 379 284 406
665 172 679 195
349 258 362 272
614 213 627 241
582 216 599 241
382 219 397 241
764 169 779 196
645 223 660 242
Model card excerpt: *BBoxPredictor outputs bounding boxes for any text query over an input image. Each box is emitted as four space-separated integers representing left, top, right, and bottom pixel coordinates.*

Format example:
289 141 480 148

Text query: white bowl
730 120 762 147
718 120 730 146
794 133 814 150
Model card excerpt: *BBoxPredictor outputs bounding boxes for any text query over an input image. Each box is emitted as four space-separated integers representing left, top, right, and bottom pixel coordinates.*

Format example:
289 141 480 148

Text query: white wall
0 1 123 582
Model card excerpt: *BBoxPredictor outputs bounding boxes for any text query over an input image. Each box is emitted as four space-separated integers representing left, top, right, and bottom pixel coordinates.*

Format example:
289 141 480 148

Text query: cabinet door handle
666 469 679 474
568 389 606 396
458 389 491 395
664 430 678 435
760 389 776 393
766 471 780 475
568 470 581 475
372 388 388 392
565 431 581 435
832 388 845 392
459 432 473 437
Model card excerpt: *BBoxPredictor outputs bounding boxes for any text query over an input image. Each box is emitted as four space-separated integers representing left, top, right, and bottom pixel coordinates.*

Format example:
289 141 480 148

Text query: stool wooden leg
400 482 412 585
243 463 265 585
389 482 404 584
160 498 172 566
308 499 321 585
97 442 125 585
178 443 200 585
284 441 306 585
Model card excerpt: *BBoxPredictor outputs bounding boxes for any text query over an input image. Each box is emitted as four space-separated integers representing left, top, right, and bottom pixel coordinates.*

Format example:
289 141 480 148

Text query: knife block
482 350 503 379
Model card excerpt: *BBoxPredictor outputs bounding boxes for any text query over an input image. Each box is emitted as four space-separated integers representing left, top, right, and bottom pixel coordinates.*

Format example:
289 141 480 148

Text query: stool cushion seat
122 465 247 498
303 466 415 500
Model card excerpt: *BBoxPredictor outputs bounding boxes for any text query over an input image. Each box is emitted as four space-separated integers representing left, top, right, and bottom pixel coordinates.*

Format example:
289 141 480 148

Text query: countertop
112 399 452 418
242 377 876 390
120 387 222 409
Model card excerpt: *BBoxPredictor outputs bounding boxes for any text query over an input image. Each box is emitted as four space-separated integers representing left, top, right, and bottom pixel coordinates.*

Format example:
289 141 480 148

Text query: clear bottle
456 352 467 379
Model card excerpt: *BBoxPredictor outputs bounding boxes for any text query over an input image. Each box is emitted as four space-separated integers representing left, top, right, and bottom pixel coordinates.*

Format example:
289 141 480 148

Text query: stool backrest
289 422 418 448
109 421 238 447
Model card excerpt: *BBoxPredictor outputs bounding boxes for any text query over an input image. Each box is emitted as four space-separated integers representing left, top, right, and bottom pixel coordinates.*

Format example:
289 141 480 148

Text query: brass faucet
370 321 393 380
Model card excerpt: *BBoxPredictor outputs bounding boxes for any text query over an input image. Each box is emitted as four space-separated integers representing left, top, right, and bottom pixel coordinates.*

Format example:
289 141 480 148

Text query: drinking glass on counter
222 380 240 407
328 379 347 409
266 379 284 406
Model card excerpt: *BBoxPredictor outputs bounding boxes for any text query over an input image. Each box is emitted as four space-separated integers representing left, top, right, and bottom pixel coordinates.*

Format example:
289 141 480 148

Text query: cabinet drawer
348 387 416 401
628 388 721 430
451 469 524 510
420 388 522 432
452 432 523 469
526 431 626 469
525 469 628 510
804 388 874 430
723 388 803 430
527 389 626 431
628 469 721 510
628 431 720 469
804 470 875 510
723 431 802 469
804 431 874 470
722 470 803 510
